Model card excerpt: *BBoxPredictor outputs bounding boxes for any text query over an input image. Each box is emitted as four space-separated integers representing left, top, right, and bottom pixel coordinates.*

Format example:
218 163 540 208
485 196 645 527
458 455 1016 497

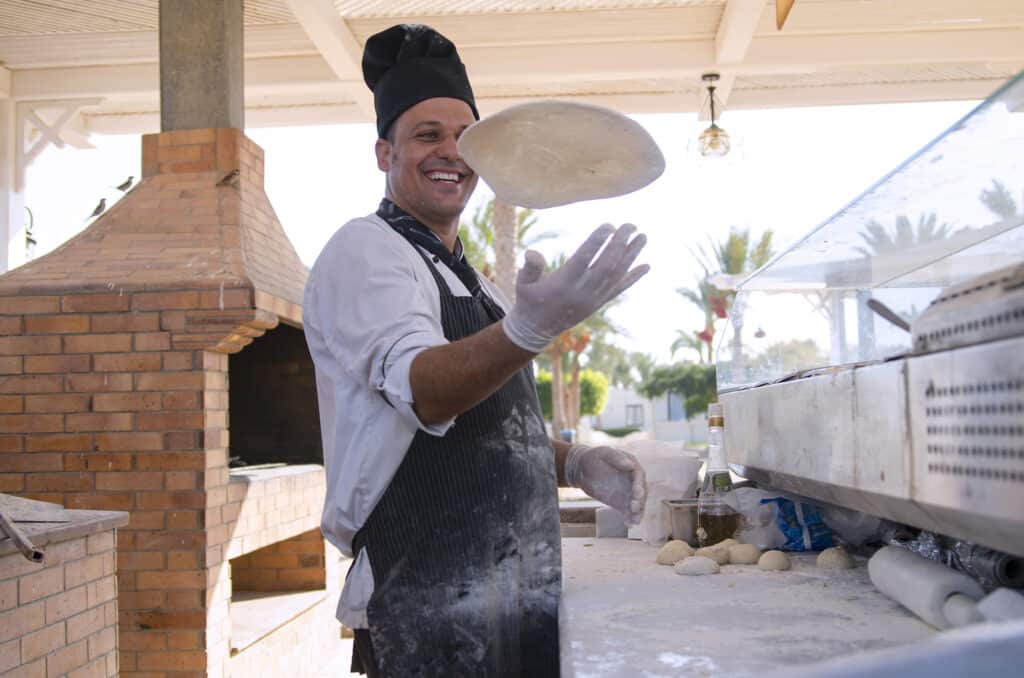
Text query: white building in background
592 386 708 444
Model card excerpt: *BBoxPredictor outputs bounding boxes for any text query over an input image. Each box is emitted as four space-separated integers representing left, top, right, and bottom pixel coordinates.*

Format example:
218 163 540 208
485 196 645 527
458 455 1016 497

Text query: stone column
159 0 245 131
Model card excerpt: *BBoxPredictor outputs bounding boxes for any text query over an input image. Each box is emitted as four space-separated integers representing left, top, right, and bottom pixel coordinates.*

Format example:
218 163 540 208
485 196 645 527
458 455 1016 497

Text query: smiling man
303 24 650 678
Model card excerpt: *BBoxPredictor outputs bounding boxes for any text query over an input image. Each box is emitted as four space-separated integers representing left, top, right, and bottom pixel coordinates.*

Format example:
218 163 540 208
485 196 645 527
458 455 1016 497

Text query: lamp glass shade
698 123 731 158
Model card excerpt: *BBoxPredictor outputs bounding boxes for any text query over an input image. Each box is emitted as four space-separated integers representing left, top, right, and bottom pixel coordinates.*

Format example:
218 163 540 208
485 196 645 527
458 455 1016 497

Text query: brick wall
0 530 120 678
230 529 325 592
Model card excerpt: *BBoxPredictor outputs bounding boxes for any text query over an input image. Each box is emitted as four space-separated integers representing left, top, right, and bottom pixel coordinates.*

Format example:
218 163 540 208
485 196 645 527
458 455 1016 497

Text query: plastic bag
725 487 834 552
619 440 703 545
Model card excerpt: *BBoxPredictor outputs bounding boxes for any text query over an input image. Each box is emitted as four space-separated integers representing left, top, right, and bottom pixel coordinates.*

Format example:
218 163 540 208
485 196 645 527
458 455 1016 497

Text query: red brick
95 472 164 491
93 432 163 452
91 313 160 333
0 435 23 452
25 394 91 413
162 590 201 610
85 576 116 607
92 392 161 412
0 414 63 433
65 373 133 392
117 589 164 611
126 510 166 530
134 333 171 351
136 411 203 431
120 631 166 652
0 474 23 492
24 354 92 373
132 530 205 551
63 334 133 354
0 395 21 413
136 491 204 510
24 314 90 334
68 656 109 678
46 639 89 677
165 630 201 651
19 567 64 604
25 472 93 492
164 471 196 491
162 391 200 410
26 434 92 452
138 449 204 468
92 352 162 372
0 356 22 374
63 493 133 512
0 296 59 314
66 413 133 432
0 317 22 334
0 335 61 355
0 374 63 394
165 511 200 530
200 352 226 371
61 294 130 313
135 372 202 391
160 310 187 331
0 453 62 471
117 551 165 571
125 609 205 631
63 453 133 472
161 351 194 371
133 291 200 311
198 287 251 309
21 621 65 662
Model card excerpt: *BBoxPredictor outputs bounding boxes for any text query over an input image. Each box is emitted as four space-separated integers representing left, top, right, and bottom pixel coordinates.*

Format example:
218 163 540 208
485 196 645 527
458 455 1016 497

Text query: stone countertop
559 537 935 677
0 509 129 558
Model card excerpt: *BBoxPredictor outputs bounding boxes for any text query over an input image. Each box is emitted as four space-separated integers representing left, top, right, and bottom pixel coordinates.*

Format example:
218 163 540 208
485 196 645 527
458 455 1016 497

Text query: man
304 24 649 677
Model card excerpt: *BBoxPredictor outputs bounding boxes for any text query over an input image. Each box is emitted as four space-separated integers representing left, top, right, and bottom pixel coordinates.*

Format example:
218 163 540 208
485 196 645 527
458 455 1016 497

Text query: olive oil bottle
697 402 740 547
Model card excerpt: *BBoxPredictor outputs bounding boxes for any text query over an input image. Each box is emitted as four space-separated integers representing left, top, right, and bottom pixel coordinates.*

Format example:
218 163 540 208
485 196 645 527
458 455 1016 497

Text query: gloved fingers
598 446 638 473
605 230 647 284
584 224 638 282
605 263 651 303
563 224 615 276
517 249 547 286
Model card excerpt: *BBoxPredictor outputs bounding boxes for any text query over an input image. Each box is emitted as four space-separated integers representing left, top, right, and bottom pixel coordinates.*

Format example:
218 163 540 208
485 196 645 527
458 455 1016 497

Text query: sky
23 99 979 365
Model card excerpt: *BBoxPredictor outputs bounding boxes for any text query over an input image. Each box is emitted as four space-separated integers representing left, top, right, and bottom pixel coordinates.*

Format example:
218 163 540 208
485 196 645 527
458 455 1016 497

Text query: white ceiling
0 0 1022 135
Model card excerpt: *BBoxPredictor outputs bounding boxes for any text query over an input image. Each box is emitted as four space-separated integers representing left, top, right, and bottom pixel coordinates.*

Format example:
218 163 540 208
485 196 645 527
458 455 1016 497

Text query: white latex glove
502 223 648 353
565 444 647 525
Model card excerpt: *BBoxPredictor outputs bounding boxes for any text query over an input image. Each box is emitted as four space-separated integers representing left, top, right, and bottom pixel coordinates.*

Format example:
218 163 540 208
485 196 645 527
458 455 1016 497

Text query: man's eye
418 132 439 140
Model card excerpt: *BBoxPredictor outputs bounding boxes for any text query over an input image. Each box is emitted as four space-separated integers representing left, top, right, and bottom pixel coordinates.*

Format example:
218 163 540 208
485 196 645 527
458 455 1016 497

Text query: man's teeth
427 171 460 183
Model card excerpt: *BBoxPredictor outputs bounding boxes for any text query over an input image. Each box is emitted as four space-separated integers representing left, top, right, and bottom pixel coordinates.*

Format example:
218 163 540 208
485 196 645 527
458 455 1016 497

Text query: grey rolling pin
869 546 984 629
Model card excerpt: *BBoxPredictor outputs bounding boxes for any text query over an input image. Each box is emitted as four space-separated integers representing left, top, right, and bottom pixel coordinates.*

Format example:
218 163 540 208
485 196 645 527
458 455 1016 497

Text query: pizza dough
817 546 855 570
456 100 665 208
695 546 730 565
728 543 762 565
656 540 694 565
674 556 721 576
758 550 791 571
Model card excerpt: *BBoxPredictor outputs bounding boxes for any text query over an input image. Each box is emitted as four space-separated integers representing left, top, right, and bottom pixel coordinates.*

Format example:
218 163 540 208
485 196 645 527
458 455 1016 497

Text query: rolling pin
868 545 984 629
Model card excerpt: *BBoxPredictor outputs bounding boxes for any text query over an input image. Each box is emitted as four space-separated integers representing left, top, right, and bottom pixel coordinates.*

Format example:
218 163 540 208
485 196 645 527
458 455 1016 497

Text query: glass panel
717 70 1024 390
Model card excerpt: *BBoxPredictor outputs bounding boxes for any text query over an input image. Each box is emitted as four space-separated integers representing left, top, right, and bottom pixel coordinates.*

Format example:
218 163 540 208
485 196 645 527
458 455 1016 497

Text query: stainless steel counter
559 538 934 677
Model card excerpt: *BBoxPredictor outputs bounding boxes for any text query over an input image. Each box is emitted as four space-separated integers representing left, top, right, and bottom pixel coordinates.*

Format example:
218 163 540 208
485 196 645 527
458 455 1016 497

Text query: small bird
114 176 134 192
86 198 106 221
217 169 240 186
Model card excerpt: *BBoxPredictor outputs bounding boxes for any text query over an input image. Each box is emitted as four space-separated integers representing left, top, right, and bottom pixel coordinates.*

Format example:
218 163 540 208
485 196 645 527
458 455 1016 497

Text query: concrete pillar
0 96 25 274
159 0 244 131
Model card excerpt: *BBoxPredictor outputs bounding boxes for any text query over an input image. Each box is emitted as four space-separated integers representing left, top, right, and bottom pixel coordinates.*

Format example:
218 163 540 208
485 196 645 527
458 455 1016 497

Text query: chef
303 23 650 677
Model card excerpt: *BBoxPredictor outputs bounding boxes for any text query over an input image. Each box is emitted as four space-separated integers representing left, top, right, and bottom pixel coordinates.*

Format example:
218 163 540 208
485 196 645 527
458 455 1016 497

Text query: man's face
376 98 479 228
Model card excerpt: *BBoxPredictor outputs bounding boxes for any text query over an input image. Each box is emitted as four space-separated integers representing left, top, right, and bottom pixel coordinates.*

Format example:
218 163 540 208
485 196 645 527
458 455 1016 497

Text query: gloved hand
565 444 647 525
502 223 648 353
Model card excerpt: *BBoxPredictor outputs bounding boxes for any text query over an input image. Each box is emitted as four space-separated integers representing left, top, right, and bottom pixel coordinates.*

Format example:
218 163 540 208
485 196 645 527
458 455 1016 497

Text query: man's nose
437 134 460 160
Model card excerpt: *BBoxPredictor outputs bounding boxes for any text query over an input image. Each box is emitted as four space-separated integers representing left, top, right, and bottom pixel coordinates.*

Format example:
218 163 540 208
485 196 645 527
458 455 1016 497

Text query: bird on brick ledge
85 198 106 221
114 175 134 192
217 169 240 187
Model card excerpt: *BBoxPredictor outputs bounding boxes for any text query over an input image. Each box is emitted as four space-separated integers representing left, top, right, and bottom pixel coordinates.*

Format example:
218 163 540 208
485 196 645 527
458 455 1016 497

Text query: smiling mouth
425 170 465 185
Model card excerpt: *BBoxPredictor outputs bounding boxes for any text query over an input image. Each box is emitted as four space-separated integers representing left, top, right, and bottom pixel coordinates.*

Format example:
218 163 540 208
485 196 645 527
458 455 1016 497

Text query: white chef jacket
303 213 510 628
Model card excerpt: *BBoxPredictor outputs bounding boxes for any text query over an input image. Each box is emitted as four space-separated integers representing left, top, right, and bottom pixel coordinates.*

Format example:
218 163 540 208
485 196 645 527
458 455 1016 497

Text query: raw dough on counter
728 543 762 565
695 546 730 565
817 546 855 570
656 540 694 565
674 556 720 576
758 550 791 571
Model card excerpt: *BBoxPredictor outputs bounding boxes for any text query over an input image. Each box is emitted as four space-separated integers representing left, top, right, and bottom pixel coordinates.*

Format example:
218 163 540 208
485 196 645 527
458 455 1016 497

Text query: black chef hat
362 24 479 139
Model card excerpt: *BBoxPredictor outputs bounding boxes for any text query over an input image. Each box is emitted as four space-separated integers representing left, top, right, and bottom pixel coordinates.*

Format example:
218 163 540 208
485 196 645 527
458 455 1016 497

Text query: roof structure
2 0 1023 136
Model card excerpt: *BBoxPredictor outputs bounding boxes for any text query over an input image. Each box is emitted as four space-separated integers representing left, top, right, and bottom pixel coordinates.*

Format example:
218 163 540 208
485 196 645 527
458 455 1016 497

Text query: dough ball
656 540 694 565
758 550 791 571
817 546 855 570
694 546 730 565
728 543 762 565
712 538 738 550
674 556 721 576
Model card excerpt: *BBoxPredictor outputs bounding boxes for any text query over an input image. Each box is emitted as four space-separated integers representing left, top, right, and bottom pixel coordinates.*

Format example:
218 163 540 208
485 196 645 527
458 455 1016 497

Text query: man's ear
375 138 392 172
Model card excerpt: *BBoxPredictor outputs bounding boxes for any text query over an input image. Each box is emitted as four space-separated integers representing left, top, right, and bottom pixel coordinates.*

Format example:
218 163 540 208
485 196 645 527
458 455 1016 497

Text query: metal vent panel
908 336 1024 528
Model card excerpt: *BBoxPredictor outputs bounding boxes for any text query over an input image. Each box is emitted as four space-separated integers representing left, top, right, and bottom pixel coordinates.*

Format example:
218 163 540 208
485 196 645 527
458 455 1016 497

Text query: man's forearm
551 437 571 487
409 321 537 424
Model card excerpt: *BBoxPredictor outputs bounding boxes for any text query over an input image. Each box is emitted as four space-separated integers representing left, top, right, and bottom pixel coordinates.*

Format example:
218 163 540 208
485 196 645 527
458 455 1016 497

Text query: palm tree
671 329 705 363
459 196 555 294
979 179 1022 224
855 213 954 257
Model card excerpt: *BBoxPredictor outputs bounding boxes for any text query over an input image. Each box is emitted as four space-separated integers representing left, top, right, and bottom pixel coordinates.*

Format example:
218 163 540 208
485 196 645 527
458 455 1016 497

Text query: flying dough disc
457 100 665 209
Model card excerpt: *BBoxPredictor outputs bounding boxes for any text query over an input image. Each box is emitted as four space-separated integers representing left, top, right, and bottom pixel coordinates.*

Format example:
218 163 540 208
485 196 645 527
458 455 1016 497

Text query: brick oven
0 128 343 677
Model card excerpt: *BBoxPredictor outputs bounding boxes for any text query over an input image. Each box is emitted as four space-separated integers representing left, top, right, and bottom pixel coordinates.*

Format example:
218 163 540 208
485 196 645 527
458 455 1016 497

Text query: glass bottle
697 402 740 546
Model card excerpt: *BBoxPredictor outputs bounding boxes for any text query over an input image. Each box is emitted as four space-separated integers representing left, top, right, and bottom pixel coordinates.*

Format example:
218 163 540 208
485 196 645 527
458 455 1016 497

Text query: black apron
352 223 562 677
